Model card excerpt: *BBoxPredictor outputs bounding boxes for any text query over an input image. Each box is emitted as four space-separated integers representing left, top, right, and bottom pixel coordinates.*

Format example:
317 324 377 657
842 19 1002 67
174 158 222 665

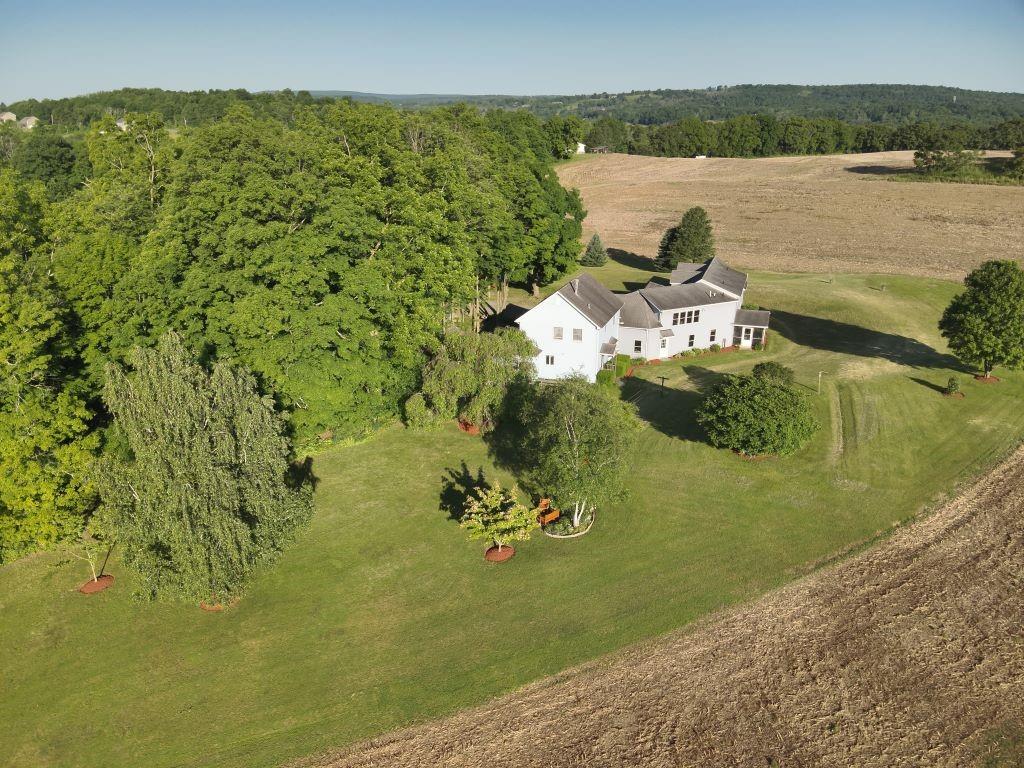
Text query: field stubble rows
557 151 1024 280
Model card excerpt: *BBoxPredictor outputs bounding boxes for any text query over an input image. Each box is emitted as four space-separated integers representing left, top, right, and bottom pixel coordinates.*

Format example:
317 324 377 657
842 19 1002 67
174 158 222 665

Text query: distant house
590 146 610 154
693 154 708 159
0 111 15 123
17 116 39 130
516 257 770 380
115 117 129 131
576 142 586 155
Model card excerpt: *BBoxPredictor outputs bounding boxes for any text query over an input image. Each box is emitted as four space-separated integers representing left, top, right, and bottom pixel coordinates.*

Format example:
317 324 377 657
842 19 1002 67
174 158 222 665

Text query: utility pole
657 375 667 395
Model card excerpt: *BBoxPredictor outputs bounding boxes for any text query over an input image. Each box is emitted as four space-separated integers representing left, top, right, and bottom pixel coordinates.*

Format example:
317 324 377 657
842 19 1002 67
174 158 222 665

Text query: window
633 340 642 354
553 327 563 340
660 338 667 349
672 311 682 326
686 310 694 323
709 329 716 343
743 327 752 340
572 328 583 342
544 354 555 366
688 334 695 348
694 309 701 323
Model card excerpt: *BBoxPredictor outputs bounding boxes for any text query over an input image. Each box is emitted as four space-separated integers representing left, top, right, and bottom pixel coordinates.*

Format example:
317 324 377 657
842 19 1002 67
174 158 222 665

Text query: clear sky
2 0 1023 103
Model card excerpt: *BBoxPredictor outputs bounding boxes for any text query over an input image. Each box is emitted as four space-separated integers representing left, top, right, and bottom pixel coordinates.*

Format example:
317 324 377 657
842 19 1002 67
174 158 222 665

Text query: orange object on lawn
536 498 560 525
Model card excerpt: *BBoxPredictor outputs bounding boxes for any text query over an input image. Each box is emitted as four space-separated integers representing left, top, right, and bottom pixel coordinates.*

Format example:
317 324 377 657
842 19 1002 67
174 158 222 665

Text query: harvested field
558 151 1024 280
304 444 1024 768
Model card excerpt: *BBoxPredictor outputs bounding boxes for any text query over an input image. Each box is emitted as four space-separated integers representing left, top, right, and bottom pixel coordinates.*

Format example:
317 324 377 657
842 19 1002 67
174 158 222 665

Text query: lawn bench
536 499 560 526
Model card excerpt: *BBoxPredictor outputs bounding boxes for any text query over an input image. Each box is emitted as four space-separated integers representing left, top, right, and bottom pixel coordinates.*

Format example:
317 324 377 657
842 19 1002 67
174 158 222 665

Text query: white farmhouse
516 273 622 382
0 112 16 123
516 257 769 379
17 116 39 130
576 142 586 155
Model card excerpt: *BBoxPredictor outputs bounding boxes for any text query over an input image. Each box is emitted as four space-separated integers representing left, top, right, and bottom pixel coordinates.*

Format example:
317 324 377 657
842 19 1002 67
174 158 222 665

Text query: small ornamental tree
580 233 608 266
696 374 819 456
459 483 538 553
751 361 795 386
417 328 536 430
656 206 714 270
944 377 961 396
518 376 641 530
100 331 312 603
938 260 1024 379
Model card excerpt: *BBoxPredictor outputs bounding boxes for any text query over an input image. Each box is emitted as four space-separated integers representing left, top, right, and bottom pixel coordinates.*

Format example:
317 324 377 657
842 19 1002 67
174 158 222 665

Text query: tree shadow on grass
844 164 917 176
908 376 949 395
287 456 319 491
770 310 965 371
439 461 487 522
621 366 722 443
608 248 661 272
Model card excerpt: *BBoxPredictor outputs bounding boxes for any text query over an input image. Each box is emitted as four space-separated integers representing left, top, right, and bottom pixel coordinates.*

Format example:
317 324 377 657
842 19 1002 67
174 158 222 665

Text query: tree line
585 115 1024 158
0 100 586 586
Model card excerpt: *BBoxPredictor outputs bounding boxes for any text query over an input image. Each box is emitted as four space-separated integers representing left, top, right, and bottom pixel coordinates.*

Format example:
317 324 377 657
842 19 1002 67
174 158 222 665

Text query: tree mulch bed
974 375 1001 383
78 574 114 594
484 545 515 563
457 421 481 436
944 392 966 399
200 600 225 612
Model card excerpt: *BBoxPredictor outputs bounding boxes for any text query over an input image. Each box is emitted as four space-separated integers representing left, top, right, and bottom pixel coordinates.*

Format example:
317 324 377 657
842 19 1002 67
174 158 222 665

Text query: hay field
304 443 1024 768
558 151 1024 280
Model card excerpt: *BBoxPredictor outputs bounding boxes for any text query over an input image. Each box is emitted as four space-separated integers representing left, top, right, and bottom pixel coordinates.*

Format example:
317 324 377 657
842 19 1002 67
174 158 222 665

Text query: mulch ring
944 391 966 399
457 420 481 436
484 545 515 563
79 574 114 594
974 375 1001 383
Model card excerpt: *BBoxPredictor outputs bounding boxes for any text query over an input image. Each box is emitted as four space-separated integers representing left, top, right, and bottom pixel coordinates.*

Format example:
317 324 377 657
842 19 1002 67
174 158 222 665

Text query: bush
614 353 631 379
696 374 819 456
752 341 764 351
944 377 961 396
709 343 722 353
596 369 616 389
403 392 438 428
752 361 795 385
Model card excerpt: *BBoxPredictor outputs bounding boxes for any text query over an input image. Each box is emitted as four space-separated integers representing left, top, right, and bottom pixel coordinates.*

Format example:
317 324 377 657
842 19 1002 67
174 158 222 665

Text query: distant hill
5 85 1024 129
312 84 1024 126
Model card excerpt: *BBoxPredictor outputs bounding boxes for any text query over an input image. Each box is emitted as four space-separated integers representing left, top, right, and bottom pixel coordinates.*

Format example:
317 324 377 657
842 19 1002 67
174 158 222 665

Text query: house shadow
483 303 528 331
770 310 963 371
439 461 487 522
608 248 661 272
621 366 722 443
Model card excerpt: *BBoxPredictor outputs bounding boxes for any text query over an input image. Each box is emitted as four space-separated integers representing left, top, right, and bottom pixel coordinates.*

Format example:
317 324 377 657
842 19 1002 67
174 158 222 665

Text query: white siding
517 293 610 382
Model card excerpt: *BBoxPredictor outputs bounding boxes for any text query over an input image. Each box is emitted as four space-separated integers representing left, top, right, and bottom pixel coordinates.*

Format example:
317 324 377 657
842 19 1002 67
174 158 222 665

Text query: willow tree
101 332 312 602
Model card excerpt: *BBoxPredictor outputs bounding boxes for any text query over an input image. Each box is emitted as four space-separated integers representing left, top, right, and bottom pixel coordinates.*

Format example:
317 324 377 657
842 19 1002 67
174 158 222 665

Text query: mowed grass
3 272 1024 768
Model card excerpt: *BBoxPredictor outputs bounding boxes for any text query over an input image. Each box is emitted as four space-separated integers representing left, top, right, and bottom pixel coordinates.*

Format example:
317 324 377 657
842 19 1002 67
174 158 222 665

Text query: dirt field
557 151 1024 280
302 444 1024 768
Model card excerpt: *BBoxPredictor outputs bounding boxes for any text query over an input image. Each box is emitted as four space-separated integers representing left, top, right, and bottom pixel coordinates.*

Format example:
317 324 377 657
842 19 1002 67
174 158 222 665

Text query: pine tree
656 206 715 270
580 233 608 266
100 331 312 602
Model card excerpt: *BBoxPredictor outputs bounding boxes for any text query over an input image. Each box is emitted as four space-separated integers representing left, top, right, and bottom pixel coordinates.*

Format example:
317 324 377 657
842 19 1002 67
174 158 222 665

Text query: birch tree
518 376 641 530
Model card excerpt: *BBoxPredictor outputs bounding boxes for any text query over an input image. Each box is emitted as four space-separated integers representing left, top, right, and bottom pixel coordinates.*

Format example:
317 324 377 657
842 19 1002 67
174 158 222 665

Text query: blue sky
2 0 1022 102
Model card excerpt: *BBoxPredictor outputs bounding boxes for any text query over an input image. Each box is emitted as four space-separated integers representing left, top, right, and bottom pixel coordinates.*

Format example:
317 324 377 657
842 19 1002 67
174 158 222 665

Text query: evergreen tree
100 331 312 602
939 260 1024 378
580 233 608 266
0 170 96 563
656 206 714 270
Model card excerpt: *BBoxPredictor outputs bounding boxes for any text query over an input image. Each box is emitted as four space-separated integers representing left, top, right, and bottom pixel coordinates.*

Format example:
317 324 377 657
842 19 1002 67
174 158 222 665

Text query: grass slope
3 272 1023 768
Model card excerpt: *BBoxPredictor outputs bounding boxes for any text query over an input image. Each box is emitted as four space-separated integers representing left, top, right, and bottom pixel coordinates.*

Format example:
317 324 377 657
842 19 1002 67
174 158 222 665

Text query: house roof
0 112 15 121
600 338 618 355
639 281 736 312
619 291 660 329
734 308 770 327
668 262 705 284
555 273 623 328
659 328 674 338
702 257 747 296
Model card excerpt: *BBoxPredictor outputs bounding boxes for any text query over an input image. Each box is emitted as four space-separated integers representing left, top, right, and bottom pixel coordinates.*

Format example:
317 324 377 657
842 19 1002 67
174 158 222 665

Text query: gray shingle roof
734 308 770 327
668 262 705 284
702 257 747 296
619 291 660 329
556 273 623 328
639 281 736 312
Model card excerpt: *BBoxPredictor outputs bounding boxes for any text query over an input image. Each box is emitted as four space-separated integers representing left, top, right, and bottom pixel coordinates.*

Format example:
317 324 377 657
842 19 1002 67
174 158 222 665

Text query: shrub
709 343 722 353
403 392 438 428
944 377 961 396
596 369 616 389
696 373 819 456
614 353 631 379
752 341 764 351
752 361 795 385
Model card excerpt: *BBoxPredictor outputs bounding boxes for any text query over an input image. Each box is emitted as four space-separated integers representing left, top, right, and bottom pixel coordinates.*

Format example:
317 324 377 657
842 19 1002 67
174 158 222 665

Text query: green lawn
4 272 1024 768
